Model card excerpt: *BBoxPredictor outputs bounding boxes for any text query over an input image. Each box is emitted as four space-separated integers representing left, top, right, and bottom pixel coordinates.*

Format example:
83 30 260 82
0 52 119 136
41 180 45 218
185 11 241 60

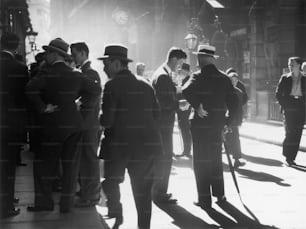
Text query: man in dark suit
151 47 187 204
276 57 305 166
26 38 101 213
176 63 192 158
183 44 237 210
0 32 29 218
70 42 101 207
98 45 162 229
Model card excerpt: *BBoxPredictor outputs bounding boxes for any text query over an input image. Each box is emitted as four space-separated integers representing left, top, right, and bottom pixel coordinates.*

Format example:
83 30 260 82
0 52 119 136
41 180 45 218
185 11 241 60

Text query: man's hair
289 56 303 66
167 47 187 61
70 42 89 56
1 32 20 50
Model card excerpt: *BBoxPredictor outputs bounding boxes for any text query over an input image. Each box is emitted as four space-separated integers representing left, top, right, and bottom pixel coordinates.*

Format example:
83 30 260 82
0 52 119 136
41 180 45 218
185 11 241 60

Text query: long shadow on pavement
154 202 222 229
291 164 306 172
222 163 291 187
217 201 280 229
241 153 283 167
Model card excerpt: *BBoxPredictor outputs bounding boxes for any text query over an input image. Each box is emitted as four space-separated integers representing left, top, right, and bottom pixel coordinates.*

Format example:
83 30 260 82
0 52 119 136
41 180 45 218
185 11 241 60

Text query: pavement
1 120 306 229
240 121 306 152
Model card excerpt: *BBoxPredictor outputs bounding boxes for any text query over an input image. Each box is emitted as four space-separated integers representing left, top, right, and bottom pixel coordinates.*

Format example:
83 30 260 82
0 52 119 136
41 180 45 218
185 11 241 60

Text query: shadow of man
154 202 221 229
216 201 280 229
222 163 291 187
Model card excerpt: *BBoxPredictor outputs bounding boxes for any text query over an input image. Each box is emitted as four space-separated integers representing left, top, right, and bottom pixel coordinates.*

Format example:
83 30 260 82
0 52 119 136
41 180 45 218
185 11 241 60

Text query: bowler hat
97 44 133 62
193 44 219 58
42 38 70 58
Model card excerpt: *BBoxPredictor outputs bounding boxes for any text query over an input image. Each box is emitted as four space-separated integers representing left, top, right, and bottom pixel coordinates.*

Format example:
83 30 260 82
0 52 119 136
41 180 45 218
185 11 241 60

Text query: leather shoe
216 196 227 204
286 159 297 167
0 208 20 218
153 193 177 204
74 199 99 208
234 159 246 168
194 201 212 209
27 205 54 212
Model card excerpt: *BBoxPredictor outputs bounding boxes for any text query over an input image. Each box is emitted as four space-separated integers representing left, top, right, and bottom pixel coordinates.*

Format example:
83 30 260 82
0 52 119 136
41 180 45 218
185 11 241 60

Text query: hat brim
97 55 133 62
43 45 71 58
192 51 219 59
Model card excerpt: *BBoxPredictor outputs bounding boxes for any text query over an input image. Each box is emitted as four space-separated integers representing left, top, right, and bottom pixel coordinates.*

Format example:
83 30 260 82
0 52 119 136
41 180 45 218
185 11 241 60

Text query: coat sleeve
80 74 102 96
100 81 117 128
25 77 47 113
153 74 179 111
182 74 201 110
225 79 239 126
275 75 286 108
237 81 248 105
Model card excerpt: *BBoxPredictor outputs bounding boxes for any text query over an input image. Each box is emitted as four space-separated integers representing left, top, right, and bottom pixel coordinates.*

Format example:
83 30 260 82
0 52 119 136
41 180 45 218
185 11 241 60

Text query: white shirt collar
81 59 90 68
52 60 66 65
163 63 172 75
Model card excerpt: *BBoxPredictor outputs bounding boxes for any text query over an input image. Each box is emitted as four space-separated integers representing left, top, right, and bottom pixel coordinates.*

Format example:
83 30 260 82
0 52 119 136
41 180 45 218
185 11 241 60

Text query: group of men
1 31 245 229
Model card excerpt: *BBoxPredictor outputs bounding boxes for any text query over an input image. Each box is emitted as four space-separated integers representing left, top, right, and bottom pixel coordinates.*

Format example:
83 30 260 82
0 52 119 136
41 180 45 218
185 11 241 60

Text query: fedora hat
193 44 219 58
42 38 70 58
97 44 133 62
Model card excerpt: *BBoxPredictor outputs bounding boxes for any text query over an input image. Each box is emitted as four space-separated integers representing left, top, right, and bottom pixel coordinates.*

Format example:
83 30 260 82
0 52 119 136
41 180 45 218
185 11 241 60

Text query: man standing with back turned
183 44 237 210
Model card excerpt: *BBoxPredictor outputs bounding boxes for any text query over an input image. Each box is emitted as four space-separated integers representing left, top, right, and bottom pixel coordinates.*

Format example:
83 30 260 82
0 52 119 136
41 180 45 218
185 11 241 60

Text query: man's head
288 56 302 75
97 44 132 78
226 68 239 87
193 44 218 68
167 47 187 72
70 42 89 66
136 62 146 76
1 32 20 52
42 38 70 65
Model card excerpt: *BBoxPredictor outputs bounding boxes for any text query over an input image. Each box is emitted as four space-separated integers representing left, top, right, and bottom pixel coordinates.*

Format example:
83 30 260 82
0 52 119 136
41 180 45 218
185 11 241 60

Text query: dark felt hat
97 44 133 62
42 38 70 58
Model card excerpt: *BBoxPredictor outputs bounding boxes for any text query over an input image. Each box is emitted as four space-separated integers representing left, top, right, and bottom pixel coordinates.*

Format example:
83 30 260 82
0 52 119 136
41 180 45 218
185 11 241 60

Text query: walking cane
223 126 261 224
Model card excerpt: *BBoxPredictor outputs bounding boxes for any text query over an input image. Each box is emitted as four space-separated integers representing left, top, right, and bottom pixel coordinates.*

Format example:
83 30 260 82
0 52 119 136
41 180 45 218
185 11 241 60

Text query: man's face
288 59 300 74
44 50 56 65
103 58 120 79
174 58 186 71
71 48 86 66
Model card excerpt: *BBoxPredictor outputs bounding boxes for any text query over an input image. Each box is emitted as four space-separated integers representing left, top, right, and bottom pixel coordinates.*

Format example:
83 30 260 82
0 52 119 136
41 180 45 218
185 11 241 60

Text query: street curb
240 134 306 152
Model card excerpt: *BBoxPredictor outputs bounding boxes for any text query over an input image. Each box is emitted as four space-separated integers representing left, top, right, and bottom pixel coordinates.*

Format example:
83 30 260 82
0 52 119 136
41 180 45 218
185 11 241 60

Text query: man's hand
196 104 208 118
44 104 58 113
179 100 190 111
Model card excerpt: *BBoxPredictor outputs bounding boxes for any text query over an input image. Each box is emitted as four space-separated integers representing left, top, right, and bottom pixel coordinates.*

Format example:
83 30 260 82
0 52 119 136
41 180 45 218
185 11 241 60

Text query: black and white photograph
1 0 306 228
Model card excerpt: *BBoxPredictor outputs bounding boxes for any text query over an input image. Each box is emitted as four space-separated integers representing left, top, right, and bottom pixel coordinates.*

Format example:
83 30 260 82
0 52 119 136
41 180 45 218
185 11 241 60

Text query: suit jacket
152 64 179 116
0 51 29 137
99 69 162 160
80 61 101 130
26 62 102 142
182 64 238 129
236 80 248 106
275 72 306 110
